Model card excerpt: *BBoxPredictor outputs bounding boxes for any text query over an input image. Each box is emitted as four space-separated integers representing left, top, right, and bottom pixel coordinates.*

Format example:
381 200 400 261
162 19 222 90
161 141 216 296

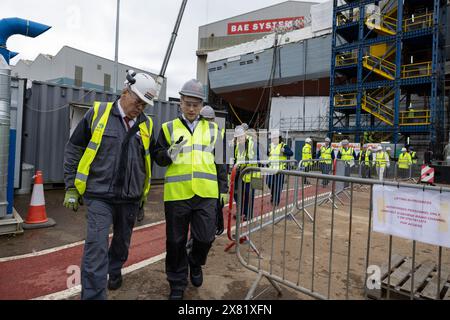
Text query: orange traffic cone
22 170 56 230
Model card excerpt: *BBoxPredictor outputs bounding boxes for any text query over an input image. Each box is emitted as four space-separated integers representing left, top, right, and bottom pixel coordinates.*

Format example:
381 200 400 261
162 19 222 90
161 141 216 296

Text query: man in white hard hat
359 145 372 179
267 130 293 205
154 79 228 300
317 137 335 186
232 125 257 220
375 146 390 181
301 137 313 184
398 147 412 179
63 70 158 300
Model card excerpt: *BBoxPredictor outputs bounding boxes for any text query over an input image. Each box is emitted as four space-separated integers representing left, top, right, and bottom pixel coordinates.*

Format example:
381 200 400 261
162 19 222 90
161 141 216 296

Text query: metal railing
234 166 450 300
400 110 431 126
336 52 358 67
402 61 432 79
403 12 433 32
363 55 396 79
279 116 329 132
334 93 357 107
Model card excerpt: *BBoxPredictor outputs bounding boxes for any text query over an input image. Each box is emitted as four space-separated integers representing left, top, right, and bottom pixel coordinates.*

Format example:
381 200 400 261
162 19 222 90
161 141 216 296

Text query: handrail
401 61 432 79
334 93 357 107
403 12 433 31
399 110 431 125
363 55 396 78
336 52 358 66
363 95 394 119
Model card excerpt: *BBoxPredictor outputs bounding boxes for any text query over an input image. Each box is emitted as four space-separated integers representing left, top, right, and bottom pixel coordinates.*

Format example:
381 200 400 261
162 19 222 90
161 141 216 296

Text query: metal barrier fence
234 167 450 300
225 160 299 253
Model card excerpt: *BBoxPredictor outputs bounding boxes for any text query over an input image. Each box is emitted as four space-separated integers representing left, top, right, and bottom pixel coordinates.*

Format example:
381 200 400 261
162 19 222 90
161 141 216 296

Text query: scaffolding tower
329 0 447 155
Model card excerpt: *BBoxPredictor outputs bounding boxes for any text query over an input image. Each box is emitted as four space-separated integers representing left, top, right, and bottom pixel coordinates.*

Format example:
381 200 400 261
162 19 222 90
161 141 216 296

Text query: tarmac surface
0 183 319 300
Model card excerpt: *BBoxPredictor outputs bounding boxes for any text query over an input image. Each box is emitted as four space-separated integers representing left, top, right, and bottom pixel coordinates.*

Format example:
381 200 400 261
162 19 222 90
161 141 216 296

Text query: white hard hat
125 70 158 106
378 146 383 151
200 105 215 119
342 139 349 145
234 126 246 138
241 123 249 131
402 147 407 152
325 137 331 143
179 79 205 101
386 147 392 151
305 138 312 144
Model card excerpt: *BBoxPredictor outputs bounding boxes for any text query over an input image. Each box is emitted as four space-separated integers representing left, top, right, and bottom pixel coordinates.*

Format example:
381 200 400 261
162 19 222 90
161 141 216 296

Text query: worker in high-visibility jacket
358 145 372 178
336 140 357 177
408 146 418 165
267 130 293 206
317 137 335 186
302 138 313 184
398 147 412 179
232 125 257 221
375 146 390 181
200 105 225 236
63 71 158 300
154 79 228 301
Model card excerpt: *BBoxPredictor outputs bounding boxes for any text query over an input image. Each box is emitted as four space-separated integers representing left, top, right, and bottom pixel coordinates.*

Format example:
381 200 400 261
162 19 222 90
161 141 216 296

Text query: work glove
220 193 229 207
167 137 188 162
63 188 83 212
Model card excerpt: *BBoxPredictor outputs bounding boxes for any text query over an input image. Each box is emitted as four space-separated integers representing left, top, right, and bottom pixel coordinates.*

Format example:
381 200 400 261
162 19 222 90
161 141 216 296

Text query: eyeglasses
129 90 147 108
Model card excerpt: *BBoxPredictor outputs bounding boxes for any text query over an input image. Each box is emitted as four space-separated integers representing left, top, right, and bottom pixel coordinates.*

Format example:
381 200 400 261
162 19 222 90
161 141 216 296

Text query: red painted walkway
0 185 324 300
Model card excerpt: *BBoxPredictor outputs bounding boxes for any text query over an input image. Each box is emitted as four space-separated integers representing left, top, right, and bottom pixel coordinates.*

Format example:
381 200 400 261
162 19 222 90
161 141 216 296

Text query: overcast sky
4 0 328 98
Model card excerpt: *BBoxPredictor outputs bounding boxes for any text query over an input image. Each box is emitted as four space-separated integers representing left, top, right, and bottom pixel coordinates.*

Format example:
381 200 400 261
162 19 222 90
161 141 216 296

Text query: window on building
74 66 83 87
97 64 102 71
104 73 111 92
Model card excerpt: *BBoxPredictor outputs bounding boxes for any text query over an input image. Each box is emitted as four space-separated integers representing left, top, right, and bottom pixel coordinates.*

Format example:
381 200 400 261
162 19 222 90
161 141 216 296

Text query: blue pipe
0 18 51 63
0 17 51 215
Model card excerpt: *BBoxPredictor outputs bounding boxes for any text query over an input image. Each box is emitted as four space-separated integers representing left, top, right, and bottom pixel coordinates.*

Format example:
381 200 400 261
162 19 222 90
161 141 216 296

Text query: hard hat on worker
401 147 407 152
234 126 246 138
200 105 215 120
179 79 206 101
124 70 158 106
325 137 331 143
241 123 249 131
341 139 349 146
305 138 312 144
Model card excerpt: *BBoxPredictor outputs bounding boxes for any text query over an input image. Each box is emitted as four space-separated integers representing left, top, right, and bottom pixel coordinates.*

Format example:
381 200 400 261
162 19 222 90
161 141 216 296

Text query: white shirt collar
182 114 199 125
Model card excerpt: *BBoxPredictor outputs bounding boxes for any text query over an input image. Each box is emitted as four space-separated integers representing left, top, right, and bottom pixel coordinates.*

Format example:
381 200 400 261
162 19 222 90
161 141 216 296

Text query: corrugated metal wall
22 81 180 185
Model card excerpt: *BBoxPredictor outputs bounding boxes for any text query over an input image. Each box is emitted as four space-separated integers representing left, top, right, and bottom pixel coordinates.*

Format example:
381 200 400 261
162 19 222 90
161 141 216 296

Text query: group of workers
62 70 296 301
301 137 419 181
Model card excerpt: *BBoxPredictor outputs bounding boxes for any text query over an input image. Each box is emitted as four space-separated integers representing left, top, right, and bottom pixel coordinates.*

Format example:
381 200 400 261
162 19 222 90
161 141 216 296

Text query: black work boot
189 257 203 288
108 275 123 290
169 289 184 300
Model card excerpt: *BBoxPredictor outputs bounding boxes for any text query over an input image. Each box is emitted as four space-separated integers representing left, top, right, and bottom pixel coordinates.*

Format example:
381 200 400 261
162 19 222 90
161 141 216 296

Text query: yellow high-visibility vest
302 144 312 167
320 146 333 165
75 102 153 197
235 137 258 183
398 153 412 169
376 152 388 168
162 118 219 201
269 143 287 170
341 148 354 161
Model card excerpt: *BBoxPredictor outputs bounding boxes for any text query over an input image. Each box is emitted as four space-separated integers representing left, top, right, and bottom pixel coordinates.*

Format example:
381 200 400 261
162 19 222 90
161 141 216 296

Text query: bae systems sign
227 17 305 35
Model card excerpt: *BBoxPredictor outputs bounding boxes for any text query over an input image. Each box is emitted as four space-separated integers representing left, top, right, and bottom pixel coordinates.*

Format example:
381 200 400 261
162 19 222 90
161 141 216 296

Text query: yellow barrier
336 52 358 67
403 13 433 32
400 110 431 126
402 61 432 79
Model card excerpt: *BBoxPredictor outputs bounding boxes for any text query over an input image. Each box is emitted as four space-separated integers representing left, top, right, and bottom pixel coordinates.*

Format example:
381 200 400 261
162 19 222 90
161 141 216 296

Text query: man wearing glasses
63 70 158 300
155 79 228 300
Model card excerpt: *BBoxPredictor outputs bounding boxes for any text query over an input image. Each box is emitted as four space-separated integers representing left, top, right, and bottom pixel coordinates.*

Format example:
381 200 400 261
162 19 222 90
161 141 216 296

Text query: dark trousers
234 181 255 219
320 163 332 186
165 196 217 291
81 199 138 300
361 163 371 179
266 174 285 206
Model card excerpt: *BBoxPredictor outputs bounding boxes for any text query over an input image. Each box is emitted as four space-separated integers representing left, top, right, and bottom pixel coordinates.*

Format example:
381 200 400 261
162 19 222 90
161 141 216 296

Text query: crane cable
229 103 244 125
